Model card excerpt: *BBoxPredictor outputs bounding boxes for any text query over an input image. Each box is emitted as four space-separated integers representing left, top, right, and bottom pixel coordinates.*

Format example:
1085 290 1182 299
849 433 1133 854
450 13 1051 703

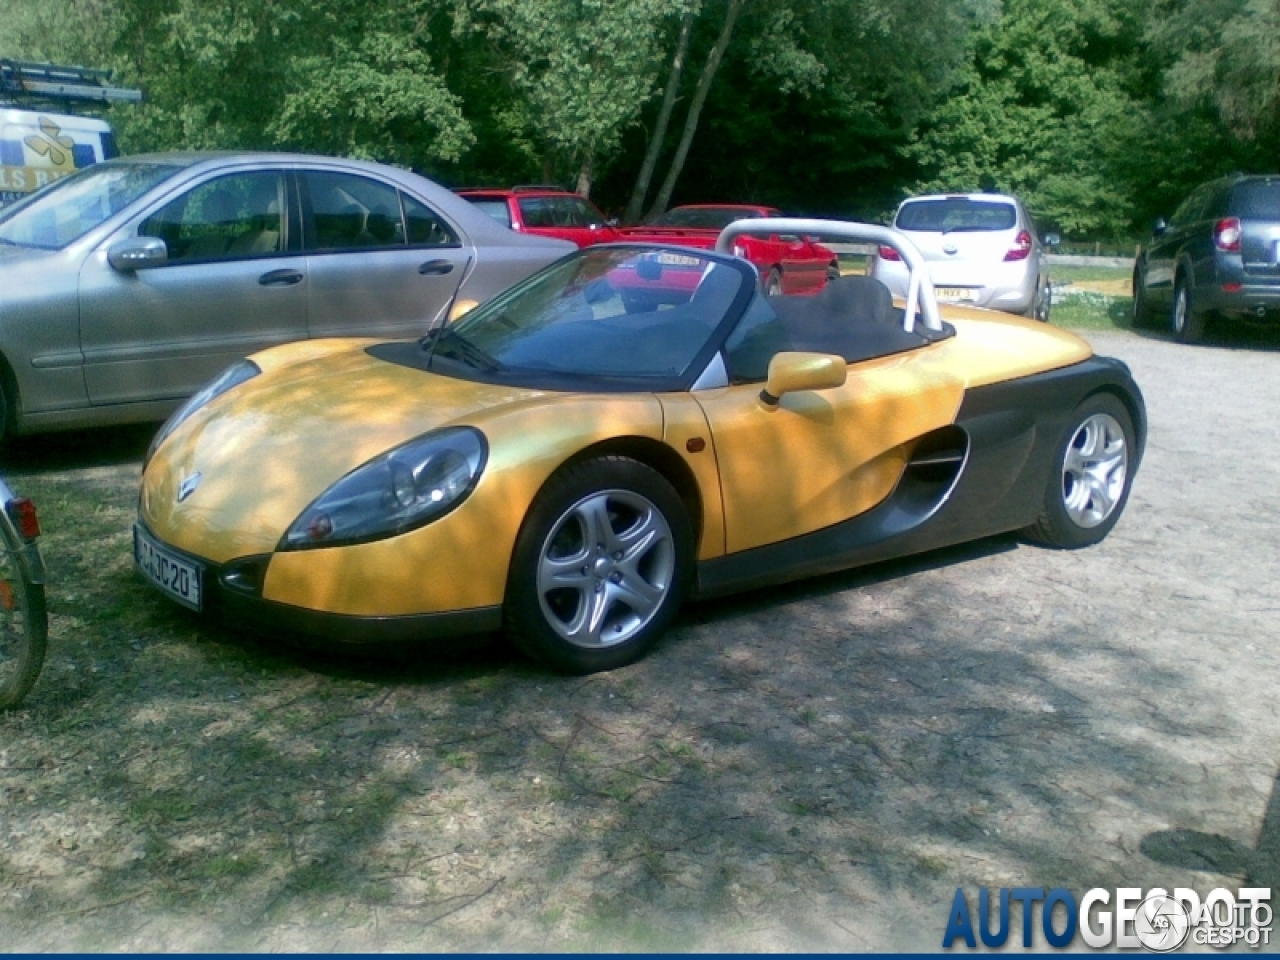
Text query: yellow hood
141 342 552 561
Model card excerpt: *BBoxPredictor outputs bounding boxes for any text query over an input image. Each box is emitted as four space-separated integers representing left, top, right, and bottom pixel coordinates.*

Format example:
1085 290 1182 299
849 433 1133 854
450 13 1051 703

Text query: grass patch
1050 264 1134 331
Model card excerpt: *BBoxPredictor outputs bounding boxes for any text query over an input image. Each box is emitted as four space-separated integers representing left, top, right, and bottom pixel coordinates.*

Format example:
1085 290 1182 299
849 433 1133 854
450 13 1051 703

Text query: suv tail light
5 498 40 540
1213 217 1242 252
877 245 901 261
1004 230 1033 262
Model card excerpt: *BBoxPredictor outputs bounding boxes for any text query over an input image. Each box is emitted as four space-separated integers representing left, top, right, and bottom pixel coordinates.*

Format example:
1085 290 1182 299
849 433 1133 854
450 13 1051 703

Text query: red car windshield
646 207 770 230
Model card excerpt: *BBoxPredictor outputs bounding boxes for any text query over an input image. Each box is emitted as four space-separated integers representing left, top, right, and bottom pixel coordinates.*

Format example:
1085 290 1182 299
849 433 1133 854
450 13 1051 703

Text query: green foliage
905 0 1151 237
1 0 1272 237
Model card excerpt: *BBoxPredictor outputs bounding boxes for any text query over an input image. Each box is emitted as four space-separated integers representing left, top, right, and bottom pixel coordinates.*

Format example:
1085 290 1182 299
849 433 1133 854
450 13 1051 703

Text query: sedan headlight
281 427 487 551
146 359 261 465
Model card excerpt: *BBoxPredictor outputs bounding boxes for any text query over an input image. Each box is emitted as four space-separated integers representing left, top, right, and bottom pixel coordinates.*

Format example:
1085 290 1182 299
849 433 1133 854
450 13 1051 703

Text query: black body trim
695 356 1145 598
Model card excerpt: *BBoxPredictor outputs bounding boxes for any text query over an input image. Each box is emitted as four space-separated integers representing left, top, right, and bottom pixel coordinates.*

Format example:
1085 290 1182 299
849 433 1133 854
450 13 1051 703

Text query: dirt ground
1 326 1277 951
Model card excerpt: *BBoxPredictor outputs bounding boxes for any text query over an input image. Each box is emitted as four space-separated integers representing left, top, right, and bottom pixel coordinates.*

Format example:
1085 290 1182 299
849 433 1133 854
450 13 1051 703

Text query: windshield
437 246 747 387
463 197 512 228
647 207 770 230
0 161 182 249
896 198 1017 233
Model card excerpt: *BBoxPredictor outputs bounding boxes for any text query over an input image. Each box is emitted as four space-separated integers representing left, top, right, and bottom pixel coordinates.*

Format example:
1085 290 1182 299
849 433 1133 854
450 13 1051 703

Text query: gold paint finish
657 393 726 559
696 350 964 554
763 352 847 402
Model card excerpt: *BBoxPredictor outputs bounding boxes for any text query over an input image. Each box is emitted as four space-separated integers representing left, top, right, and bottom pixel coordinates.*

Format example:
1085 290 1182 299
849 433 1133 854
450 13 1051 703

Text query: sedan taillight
1213 217 1242 253
877 245 901 261
1004 230 1033 262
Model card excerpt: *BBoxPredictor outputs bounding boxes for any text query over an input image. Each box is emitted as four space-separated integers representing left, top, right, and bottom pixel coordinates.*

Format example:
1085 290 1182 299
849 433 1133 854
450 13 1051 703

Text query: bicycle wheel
0 539 47 709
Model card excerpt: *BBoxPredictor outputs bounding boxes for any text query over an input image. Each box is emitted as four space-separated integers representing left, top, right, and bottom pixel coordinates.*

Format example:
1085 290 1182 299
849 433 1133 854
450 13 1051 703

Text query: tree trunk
576 151 594 197
623 9 695 225
646 0 745 220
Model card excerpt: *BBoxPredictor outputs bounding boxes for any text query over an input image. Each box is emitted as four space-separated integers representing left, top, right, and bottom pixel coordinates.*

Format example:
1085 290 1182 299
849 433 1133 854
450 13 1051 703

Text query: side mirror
1152 218 1168 236
760 352 847 406
108 236 168 272
1044 232 1061 247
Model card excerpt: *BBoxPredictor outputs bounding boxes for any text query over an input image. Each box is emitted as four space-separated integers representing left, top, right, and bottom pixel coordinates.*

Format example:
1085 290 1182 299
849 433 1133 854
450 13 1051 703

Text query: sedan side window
403 193 458 247
302 170 407 251
139 172 285 263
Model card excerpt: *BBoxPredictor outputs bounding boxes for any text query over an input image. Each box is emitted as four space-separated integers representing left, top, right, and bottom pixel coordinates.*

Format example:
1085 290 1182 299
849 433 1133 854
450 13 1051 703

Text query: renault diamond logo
177 472 202 503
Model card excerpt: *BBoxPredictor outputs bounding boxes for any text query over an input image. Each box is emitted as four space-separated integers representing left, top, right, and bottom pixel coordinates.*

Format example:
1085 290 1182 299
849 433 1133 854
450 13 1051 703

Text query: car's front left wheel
505 456 693 673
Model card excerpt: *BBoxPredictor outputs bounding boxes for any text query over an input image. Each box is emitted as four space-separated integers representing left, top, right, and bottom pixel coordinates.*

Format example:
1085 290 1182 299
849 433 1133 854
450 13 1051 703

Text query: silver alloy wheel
536 488 676 649
1061 412 1128 528
765 271 782 297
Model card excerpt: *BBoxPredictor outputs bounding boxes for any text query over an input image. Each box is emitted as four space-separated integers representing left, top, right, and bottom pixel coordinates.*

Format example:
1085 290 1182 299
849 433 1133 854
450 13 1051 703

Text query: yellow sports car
135 220 1145 673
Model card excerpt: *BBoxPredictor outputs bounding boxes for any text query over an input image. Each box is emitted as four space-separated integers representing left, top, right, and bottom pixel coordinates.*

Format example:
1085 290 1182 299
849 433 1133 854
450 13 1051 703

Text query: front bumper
134 523 502 651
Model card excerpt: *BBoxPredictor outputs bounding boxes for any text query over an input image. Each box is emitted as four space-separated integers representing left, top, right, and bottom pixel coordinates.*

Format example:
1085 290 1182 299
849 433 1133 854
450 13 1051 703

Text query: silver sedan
0 152 572 441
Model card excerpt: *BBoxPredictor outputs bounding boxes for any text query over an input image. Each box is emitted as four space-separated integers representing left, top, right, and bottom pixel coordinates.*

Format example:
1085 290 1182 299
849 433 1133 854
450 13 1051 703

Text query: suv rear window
1231 180 1280 220
896 198 1017 232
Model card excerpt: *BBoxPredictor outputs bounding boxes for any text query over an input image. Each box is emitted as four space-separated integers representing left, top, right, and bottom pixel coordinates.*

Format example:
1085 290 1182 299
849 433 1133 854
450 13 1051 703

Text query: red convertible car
621 204 839 295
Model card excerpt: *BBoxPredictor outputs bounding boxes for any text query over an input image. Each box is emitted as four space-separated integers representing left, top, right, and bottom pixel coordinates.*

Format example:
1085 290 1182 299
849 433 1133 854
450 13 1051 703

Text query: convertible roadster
135 220 1145 673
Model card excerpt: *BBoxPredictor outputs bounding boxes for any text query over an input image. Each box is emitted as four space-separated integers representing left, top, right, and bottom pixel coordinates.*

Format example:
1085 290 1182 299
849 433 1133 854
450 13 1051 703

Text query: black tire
1131 266 1152 327
826 262 841 284
505 456 693 674
0 562 47 710
1023 393 1136 550
1171 275 1206 343
1024 281 1051 323
763 268 783 297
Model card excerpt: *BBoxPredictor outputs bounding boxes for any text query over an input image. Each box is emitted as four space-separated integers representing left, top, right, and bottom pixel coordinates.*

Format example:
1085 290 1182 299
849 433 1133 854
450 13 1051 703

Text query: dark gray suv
1133 174 1280 343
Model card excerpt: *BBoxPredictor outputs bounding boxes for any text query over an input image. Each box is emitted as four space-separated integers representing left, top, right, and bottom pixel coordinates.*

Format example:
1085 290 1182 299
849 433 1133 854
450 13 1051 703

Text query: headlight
281 427 487 551
146 359 261 465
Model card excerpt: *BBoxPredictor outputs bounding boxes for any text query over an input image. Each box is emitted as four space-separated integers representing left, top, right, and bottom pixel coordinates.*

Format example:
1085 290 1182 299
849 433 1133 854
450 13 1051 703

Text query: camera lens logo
1135 894 1191 952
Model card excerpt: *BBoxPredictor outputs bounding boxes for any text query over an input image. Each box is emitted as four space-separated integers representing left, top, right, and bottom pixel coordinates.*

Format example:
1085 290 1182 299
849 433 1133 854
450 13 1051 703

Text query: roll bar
715 218 942 333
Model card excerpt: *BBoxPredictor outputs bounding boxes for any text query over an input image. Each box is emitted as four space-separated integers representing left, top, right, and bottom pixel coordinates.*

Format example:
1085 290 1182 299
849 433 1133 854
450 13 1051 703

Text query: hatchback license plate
134 525 202 611
935 287 977 302
656 252 701 266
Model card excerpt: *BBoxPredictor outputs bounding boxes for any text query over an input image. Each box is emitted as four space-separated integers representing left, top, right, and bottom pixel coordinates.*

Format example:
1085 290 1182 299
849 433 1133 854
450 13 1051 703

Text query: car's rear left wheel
1171 277 1206 343
763 268 783 297
1023 393 1135 549
505 456 693 673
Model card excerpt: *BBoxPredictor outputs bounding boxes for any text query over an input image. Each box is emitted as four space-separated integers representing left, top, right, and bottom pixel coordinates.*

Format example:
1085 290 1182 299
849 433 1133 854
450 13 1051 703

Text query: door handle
259 268 304 286
419 259 455 276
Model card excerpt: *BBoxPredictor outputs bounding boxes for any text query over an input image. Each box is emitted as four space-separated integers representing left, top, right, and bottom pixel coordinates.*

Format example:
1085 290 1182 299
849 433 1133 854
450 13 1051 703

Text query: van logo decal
24 118 75 168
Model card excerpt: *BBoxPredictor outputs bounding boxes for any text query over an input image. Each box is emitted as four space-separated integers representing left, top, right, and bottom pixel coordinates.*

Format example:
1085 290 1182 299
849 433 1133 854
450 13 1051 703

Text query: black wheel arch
545 436 705 550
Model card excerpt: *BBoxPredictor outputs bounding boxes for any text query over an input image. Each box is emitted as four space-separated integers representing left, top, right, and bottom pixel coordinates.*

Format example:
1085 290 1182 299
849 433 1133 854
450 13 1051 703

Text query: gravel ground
0 327 1277 951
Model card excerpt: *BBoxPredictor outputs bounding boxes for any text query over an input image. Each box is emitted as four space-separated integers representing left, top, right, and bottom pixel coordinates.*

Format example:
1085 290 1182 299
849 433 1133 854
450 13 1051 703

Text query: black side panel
695 355 1145 599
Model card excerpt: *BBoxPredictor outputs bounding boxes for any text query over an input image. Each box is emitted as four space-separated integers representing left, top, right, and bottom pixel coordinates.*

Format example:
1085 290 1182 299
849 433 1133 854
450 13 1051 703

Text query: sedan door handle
259 268 304 286
419 259 455 276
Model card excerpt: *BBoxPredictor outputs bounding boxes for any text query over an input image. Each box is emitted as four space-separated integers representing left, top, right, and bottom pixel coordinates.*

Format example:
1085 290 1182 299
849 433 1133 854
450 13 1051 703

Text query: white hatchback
870 193 1054 322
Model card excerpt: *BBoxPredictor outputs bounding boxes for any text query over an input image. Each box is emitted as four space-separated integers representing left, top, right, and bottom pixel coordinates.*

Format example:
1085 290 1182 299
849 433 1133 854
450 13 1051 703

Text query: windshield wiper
428 327 503 373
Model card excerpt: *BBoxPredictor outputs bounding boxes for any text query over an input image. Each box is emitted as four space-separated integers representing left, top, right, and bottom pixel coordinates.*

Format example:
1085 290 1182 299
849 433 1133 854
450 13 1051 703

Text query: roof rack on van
0 59 143 110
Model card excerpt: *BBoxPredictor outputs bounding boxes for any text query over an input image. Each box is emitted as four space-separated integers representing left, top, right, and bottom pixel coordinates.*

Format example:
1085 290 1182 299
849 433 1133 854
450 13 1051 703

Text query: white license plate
656 252 700 266
935 287 978 302
134 525 202 611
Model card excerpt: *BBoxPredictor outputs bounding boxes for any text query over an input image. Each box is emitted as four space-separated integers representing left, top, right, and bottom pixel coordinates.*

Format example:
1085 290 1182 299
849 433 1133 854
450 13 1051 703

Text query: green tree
453 0 680 196
905 0 1153 237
